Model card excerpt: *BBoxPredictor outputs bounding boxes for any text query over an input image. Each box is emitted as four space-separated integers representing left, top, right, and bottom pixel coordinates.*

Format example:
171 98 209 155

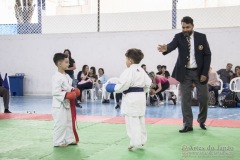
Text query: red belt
70 100 79 143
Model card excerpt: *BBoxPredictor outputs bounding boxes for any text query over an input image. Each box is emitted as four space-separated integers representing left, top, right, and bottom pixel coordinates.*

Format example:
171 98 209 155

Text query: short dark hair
98 68 104 74
125 48 144 64
157 65 161 69
141 64 146 68
53 53 68 66
181 16 194 25
161 65 167 69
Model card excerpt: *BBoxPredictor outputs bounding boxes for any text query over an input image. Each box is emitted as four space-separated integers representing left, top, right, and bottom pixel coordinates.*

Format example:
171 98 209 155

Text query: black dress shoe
200 123 207 130
179 126 193 133
4 109 12 113
76 103 82 108
115 104 120 109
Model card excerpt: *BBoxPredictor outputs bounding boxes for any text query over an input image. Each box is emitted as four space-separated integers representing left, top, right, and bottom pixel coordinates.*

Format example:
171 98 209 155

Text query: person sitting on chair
0 75 11 113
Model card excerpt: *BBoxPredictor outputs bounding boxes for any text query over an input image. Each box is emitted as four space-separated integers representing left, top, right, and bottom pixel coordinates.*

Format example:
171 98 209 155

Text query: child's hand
66 92 76 100
72 88 80 97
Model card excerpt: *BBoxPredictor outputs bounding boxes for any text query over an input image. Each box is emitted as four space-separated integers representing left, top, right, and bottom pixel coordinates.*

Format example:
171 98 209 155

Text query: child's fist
72 88 80 97
66 92 76 100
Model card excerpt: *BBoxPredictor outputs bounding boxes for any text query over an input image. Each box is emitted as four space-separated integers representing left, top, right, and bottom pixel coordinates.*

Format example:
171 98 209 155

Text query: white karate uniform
114 64 152 147
52 71 75 146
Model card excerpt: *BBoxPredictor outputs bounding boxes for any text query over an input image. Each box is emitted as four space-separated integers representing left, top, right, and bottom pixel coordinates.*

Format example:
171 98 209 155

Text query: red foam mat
1 113 240 128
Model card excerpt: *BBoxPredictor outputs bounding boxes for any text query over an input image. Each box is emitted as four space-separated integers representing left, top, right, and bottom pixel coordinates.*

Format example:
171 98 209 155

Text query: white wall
42 5 240 33
0 27 239 95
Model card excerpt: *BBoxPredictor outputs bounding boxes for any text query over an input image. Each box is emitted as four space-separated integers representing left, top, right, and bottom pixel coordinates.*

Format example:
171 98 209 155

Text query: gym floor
0 96 240 160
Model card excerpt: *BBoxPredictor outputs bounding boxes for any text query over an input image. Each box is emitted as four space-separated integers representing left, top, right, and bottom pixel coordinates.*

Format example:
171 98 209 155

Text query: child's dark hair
53 53 68 66
125 48 144 64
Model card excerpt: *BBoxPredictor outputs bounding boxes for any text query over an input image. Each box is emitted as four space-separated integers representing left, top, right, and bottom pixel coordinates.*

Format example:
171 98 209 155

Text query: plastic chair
164 77 180 104
101 77 119 104
83 88 95 102
229 77 240 92
218 79 224 94
165 84 180 104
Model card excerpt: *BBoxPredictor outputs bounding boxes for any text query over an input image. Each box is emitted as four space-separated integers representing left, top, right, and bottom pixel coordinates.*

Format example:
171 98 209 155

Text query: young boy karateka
52 53 80 147
106 48 152 150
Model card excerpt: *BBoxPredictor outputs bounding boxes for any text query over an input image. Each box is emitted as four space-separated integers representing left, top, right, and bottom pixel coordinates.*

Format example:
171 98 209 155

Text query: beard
183 30 193 37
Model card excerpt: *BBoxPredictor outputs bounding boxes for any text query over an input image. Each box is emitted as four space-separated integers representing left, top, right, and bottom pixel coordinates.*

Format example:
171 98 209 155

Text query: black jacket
163 31 211 84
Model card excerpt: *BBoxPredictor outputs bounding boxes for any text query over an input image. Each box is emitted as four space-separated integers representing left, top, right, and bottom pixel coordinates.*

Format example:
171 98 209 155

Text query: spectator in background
89 66 99 99
98 68 107 84
149 71 170 105
208 67 220 105
156 65 162 75
141 64 148 74
217 63 234 88
98 68 109 102
161 65 170 78
88 66 98 82
0 75 11 113
64 49 76 80
76 65 93 106
232 66 240 79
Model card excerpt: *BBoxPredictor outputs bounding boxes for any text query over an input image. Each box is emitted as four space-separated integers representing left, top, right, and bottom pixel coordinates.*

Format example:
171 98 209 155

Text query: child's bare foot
128 146 133 150
58 144 68 147
70 141 78 145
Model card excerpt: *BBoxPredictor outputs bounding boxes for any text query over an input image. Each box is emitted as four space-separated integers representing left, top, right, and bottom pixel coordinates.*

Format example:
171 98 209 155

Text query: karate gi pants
52 107 75 146
125 115 147 147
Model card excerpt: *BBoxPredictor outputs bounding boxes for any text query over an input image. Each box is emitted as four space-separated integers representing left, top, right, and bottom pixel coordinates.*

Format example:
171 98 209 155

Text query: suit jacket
163 31 211 84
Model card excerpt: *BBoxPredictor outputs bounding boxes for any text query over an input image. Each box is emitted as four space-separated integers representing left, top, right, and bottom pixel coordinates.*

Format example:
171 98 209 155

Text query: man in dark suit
157 16 211 133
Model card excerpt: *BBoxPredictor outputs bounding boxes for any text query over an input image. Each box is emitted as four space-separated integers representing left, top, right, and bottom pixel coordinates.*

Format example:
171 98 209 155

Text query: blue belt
123 87 144 94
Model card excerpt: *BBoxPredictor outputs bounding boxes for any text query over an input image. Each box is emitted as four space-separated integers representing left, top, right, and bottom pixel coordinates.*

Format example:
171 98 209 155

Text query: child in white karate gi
52 53 80 147
106 48 152 150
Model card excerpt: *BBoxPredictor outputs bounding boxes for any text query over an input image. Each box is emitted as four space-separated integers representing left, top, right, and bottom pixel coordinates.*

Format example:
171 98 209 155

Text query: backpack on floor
219 91 237 108
208 91 216 106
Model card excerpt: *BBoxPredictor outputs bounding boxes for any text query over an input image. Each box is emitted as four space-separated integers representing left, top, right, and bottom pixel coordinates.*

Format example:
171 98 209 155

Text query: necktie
186 36 191 66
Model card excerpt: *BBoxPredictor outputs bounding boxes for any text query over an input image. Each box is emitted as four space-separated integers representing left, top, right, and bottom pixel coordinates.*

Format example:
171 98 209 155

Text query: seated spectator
89 66 99 99
0 75 11 113
88 66 98 82
208 67 220 105
141 64 148 74
98 68 107 84
76 65 93 106
232 66 240 79
98 68 110 103
156 65 162 75
161 65 170 78
148 71 170 104
217 63 234 89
